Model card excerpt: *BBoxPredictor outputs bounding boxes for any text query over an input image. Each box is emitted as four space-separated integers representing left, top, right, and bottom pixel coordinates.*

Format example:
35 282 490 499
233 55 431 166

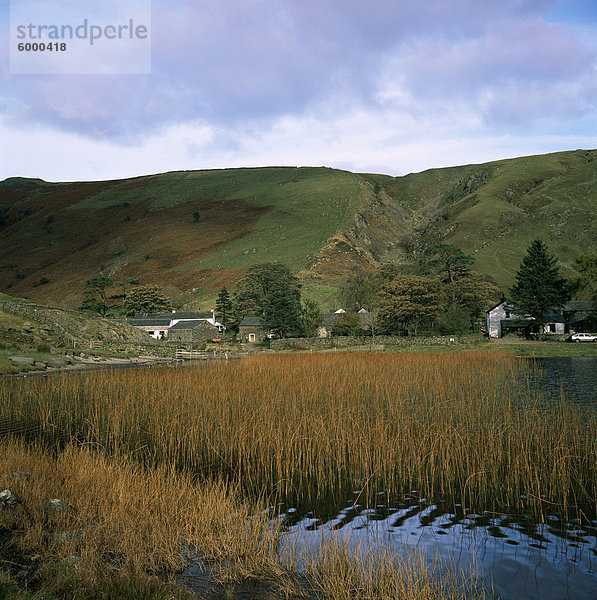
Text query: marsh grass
1 352 593 520
0 439 486 600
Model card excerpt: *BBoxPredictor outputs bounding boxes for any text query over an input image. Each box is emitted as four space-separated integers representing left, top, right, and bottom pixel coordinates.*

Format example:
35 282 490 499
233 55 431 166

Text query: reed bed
1 352 595 519
0 438 485 600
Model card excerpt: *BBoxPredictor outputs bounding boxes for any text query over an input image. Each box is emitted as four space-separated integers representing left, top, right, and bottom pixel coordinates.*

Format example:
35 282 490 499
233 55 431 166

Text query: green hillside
378 149 597 288
0 150 595 309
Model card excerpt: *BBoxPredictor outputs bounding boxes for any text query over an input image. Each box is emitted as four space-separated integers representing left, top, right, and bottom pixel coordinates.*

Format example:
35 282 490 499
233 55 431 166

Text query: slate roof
239 316 263 327
169 320 213 330
133 311 211 320
126 318 171 327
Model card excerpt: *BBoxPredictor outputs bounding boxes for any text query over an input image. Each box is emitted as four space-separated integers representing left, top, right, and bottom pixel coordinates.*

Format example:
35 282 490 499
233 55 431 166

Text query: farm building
125 310 224 339
237 316 269 343
486 301 596 338
168 320 222 343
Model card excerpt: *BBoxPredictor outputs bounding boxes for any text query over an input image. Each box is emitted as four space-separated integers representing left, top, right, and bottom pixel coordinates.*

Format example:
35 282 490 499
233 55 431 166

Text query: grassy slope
0 167 366 308
379 149 597 288
0 150 595 309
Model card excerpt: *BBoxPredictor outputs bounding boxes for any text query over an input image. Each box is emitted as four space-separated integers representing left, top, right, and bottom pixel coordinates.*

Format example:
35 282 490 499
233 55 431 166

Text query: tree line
80 276 171 317
80 240 595 337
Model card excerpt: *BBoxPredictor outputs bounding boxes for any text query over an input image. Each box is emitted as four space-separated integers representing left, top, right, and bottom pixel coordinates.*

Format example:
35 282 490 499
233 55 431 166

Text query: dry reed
0 438 486 600
1 352 594 520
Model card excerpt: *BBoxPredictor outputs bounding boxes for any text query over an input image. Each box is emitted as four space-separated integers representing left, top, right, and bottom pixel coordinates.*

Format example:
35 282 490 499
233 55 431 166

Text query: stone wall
0 297 154 348
270 334 486 350
102 341 180 357
238 325 268 343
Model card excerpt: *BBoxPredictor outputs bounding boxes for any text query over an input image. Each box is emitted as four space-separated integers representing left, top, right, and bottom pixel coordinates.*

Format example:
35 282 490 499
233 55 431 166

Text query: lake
275 357 597 600
528 356 597 407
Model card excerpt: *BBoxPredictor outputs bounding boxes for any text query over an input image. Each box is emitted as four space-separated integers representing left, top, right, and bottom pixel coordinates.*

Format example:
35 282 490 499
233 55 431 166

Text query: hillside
0 150 595 308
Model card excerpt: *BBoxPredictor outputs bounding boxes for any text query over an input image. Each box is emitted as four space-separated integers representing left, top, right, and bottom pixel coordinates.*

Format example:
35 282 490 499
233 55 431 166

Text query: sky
1 0 597 181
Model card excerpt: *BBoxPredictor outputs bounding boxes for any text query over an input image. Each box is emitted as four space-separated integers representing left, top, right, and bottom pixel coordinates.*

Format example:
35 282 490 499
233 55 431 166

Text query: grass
1 352 593 518
4 149 595 309
0 310 26 329
0 351 593 598
383 338 597 357
0 439 486 600
487 339 597 357
59 165 369 278
383 149 597 288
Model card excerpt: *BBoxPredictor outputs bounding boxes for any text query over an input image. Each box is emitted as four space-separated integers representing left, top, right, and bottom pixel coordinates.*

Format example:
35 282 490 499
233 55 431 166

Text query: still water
278 492 595 600
277 357 597 600
527 357 597 407
180 357 596 599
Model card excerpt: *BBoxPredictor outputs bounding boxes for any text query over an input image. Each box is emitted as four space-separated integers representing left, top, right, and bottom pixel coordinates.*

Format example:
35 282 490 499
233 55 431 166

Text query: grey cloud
1 0 595 140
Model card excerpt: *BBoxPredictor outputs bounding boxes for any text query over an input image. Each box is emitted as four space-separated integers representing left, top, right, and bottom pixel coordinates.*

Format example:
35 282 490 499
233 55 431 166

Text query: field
0 352 594 598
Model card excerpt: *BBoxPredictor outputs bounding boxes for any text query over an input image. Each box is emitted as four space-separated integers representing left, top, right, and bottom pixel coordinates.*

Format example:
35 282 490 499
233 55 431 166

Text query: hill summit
1 149 595 308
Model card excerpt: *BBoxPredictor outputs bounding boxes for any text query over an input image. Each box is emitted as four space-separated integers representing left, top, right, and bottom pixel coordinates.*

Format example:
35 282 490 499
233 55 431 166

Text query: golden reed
1 351 594 519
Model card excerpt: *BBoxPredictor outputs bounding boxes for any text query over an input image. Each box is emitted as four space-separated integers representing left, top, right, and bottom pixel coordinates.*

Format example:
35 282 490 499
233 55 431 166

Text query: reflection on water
180 357 597 599
280 355 597 600
527 357 597 407
279 493 596 600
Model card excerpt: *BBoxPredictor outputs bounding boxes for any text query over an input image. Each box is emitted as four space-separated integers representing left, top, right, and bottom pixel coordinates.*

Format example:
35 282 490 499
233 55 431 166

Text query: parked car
568 332 597 343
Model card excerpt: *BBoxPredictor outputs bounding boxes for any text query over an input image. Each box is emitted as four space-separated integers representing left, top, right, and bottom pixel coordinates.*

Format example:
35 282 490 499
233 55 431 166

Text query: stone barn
168 320 221 344
237 316 269 342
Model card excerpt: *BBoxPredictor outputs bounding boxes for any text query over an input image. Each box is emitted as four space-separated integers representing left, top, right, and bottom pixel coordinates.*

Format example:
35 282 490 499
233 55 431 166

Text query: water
527 357 597 407
177 356 596 599
278 493 596 600
177 355 597 598
271 358 597 600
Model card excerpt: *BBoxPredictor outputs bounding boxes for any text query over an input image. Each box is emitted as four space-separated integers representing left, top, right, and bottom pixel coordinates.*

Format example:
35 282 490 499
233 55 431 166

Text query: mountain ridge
1 149 595 308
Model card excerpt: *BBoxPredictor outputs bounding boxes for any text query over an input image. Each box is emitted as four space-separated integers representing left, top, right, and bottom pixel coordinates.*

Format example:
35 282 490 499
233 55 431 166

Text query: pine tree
80 275 114 316
509 239 568 331
262 284 302 338
215 288 233 325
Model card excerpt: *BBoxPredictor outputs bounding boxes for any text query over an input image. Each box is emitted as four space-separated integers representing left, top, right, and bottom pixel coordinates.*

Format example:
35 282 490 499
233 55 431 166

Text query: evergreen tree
123 285 171 317
426 243 474 285
80 275 114 316
301 299 321 337
509 239 569 331
215 288 233 325
262 284 302 337
232 262 301 319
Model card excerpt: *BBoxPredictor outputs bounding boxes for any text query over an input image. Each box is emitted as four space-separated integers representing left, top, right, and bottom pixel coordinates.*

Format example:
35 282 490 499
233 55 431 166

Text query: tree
232 262 301 319
509 239 569 332
333 312 362 336
427 244 474 286
441 273 501 332
124 285 172 317
377 275 443 335
80 275 114 316
342 264 400 311
262 285 303 338
301 299 321 337
216 288 233 325
570 254 597 302
110 278 140 310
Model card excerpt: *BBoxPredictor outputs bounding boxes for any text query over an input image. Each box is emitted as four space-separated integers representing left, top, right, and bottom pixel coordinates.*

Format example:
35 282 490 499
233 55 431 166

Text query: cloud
0 0 596 176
